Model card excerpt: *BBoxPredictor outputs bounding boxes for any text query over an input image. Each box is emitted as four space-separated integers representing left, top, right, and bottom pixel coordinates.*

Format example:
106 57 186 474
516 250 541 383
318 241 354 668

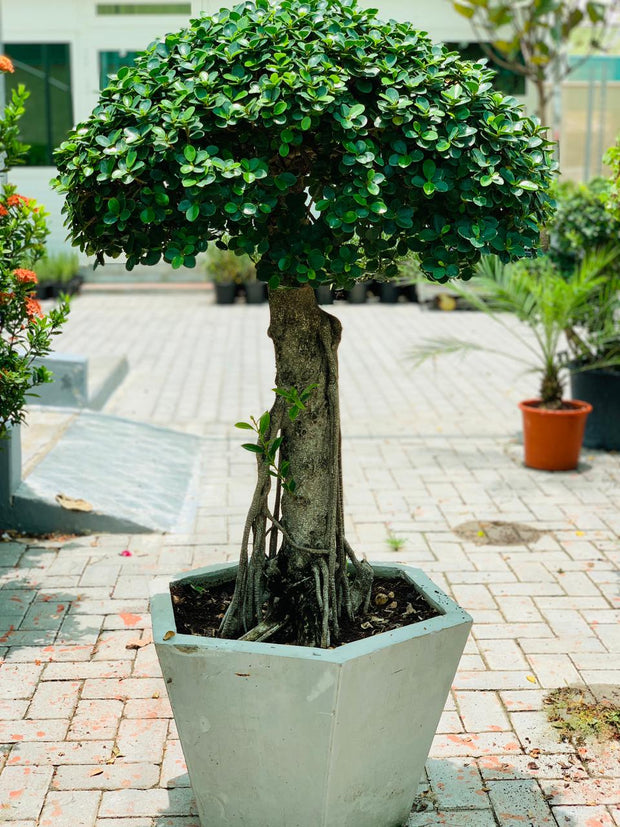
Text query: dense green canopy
54 0 556 286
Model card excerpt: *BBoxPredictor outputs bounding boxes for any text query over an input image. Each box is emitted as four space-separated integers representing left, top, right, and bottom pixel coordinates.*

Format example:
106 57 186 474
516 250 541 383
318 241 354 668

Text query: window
96 3 192 13
100 50 140 88
4 43 73 166
447 42 526 97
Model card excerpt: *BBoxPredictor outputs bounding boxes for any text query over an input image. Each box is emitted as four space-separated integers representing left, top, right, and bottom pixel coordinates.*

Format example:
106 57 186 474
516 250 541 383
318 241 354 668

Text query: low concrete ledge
32 353 129 411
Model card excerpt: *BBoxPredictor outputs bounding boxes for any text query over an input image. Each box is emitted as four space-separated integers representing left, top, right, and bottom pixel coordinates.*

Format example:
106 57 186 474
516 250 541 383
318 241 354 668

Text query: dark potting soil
170 575 441 647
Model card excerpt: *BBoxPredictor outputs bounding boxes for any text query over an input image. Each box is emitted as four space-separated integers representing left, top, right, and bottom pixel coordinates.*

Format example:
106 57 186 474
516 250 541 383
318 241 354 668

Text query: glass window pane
100 50 140 88
96 3 191 14
5 43 73 166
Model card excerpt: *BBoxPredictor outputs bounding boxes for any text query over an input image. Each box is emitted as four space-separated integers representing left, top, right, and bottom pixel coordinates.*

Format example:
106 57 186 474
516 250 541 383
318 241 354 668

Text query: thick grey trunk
220 284 372 647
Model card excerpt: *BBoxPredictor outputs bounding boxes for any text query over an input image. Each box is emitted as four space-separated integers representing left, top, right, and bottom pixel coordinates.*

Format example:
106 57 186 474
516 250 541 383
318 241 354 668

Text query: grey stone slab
3 412 201 534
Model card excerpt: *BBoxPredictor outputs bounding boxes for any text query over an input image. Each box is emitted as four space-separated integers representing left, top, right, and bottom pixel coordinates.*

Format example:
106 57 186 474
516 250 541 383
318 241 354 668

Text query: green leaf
517 180 539 191
242 443 264 454
259 411 270 435
234 422 254 430
186 204 200 222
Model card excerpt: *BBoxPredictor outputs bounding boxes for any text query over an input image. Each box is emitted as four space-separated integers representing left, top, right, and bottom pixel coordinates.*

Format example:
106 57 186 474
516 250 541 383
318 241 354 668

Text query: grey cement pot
151 562 471 827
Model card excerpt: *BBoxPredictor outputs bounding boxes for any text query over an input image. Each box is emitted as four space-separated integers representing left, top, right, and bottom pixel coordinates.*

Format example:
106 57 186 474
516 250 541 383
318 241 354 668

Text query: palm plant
411 248 619 409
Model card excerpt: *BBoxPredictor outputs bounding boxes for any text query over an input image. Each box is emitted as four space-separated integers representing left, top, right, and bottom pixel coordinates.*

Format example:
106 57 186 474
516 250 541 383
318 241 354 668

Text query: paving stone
43 661 132 681
160 740 189 789
406 809 497 826
552 805 617 826
0 719 68 742
68 700 123 741
540 778 620 806
39 790 101 827
6 741 113 766
487 779 556 825
27 680 82 719
53 762 159 790
426 757 489 809
0 663 43 699
478 753 587 781
117 717 169 764
99 787 197 817
0 765 53 820
456 687 506 726
81 677 166 700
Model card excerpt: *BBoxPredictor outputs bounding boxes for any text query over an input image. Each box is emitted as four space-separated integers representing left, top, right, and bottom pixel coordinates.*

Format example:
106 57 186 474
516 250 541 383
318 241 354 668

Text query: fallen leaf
152 692 160 699
89 768 104 777
163 630 175 641
529 748 541 758
105 744 122 765
374 593 389 606
55 493 93 512
527 762 539 770
125 637 152 650
526 675 537 684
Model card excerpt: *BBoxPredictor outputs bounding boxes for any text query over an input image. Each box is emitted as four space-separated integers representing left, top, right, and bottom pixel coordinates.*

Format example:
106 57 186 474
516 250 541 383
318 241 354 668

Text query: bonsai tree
54 0 555 647
0 58 69 440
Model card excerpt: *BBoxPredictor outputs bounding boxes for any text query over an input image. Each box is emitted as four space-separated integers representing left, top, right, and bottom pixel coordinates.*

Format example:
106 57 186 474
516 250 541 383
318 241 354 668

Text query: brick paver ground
1 291 619 826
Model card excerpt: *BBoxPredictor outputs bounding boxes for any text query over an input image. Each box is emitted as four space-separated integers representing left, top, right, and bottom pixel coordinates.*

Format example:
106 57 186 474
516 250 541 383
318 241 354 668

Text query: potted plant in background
203 244 265 304
53 0 555 823
411 249 616 470
547 177 620 450
0 60 69 509
34 249 82 297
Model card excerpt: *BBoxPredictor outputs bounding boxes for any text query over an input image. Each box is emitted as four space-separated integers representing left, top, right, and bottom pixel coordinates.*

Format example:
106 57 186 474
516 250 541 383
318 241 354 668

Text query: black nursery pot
244 281 267 304
570 367 620 451
379 282 399 304
346 282 368 304
314 285 334 305
214 282 236 304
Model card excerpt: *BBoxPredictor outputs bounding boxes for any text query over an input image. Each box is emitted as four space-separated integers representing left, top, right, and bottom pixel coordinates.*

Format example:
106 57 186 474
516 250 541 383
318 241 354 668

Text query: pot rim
151 561 472 664
518 398 593 416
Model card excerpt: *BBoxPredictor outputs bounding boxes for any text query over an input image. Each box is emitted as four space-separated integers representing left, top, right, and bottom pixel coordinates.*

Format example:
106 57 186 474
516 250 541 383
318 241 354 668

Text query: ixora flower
24 295 44 318
0 56 14 74
0 63 68 440
7 194 30 208
14 268 38 284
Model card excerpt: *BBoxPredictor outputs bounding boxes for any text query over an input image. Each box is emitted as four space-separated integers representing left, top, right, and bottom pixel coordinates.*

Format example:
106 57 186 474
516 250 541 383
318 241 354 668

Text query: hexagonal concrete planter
151 562 472 827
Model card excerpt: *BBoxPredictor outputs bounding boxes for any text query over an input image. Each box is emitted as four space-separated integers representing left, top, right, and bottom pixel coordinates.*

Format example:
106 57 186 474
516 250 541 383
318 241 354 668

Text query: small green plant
544 687 620 746
236 384 318 494
34 250 79 285
203 245 256 285
386 531 406 552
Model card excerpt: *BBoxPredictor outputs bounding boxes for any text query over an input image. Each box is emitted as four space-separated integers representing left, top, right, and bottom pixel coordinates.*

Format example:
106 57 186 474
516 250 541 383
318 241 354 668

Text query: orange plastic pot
518 399 592 471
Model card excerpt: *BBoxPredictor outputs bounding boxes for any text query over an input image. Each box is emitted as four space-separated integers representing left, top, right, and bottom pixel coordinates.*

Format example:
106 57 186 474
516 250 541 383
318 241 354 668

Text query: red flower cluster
7 194 29 208
25 296 43 319
0 56 14 74
0 205 8 218
14 268 38 285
